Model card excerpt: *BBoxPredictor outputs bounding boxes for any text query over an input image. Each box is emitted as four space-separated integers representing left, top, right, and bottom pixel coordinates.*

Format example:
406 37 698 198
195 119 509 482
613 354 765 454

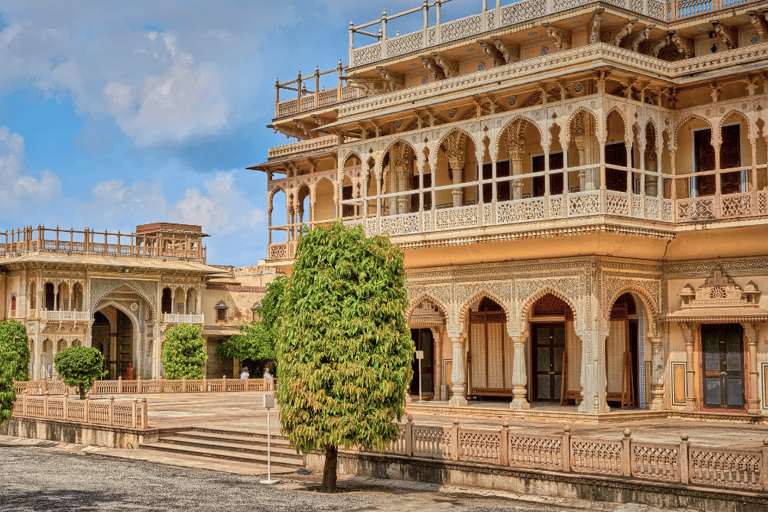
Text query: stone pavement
102 391 768 448
0 437 698 511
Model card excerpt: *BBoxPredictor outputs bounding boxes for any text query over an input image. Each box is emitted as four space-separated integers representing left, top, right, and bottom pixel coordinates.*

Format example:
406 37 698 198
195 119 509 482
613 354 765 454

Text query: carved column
448 335 467 407
510 148 524 200
680 323 697 411
742 322 760 413
649 334 664 410
510 333 530 410
449 157 464 207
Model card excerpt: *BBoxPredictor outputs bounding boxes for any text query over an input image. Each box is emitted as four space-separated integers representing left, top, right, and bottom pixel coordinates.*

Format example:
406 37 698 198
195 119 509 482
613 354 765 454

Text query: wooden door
532 323 565 402
702 324 745 410
410 329 434 395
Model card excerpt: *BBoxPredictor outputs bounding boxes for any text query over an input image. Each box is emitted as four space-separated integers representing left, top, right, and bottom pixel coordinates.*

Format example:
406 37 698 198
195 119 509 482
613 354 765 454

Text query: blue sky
0 0 481 266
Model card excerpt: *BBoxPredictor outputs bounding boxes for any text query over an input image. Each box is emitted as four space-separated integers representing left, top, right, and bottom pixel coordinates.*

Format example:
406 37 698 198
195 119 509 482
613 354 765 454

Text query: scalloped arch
435 126 479 154
405 293 449 323
604 286 659 334
494 115 542 154
518 287 579 331
91 282 155 319
341 151 363 169
674 114 713 148
719 110 753 140
606 107 629 142
565 107 599 143
457 289 511 329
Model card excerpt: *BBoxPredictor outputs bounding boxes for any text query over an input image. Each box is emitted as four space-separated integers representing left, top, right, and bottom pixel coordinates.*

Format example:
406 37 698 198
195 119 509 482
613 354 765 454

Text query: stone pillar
510 148 524 201
742 322 760 413
681 323 697 411
510 333 530 410
449 158 464 207
649 334 664 410
448 335 467 407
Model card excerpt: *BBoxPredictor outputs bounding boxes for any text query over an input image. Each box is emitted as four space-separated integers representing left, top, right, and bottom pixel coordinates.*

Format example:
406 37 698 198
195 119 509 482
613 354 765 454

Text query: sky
0 0 483 266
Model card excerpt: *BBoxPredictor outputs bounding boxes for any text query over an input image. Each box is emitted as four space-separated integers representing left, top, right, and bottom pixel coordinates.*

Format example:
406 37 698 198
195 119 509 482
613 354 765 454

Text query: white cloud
0 126 61 207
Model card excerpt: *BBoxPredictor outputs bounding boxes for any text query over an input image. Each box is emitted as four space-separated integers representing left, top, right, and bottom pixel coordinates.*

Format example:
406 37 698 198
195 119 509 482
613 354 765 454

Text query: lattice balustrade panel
603 0 628 8
631 443 680 482
570 439 623 476
605 191 630 216
676 0 714 18
413 426 451 459
568 191 600 216
300 95 315 111
440 14 482 44
68 401 84 421
278 99 298 117
434 205 478 230
164 380 183 392
113 403 135 427
386 32 425 59
501 0 545 25
13 397 22 415
247 380 265 391
662 200 673 221
352 43 382 67
427 27 436 46
228 380 245 392
386 424 408 455
185 379 205 392
318 90 337 107
677 198 715 221
648 0 666 20
89 402 110 424
341 86 361 101
486 10 496 29
45 382 66 395
690 447 762 491
366 218 378 235
142 380 159 393
207 380 224 392
496 198 545 224
757 190 768 215
631 0 643 11
26 397 44 416
269 243 288 260
549 196 564 218
122 381 138 393
483 204 492 225
508 434 562 470
459 429 501 464
47 398 65 420
380 213 420 236
645 197 660 220
632 195 643 218
720 193 751 218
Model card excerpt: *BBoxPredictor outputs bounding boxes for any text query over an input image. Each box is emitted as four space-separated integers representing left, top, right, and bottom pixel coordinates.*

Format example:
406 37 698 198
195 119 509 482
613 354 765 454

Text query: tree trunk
320 444 338 493
79 385 86 400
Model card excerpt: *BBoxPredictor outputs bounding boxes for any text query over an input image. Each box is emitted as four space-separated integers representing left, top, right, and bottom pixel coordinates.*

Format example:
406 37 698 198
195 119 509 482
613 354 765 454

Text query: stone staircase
140 428 304 470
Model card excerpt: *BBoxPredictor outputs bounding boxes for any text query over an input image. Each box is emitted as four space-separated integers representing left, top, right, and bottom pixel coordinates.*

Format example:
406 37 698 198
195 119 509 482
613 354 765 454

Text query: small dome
744 281 759 293
680 284 695 297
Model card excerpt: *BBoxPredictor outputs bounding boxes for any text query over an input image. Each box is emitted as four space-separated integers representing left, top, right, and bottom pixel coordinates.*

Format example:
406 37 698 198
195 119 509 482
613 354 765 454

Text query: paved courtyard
0 442 691 512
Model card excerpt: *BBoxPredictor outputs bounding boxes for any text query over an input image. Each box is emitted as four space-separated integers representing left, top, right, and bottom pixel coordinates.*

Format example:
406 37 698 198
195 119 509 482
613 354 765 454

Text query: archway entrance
92 307 134 379
468 298 512 398
606 293 639 409
528 294 578 404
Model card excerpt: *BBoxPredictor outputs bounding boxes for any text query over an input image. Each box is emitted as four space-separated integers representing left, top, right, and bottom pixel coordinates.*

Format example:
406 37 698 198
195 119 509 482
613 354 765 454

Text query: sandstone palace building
252 0 768 417
0 223 278 380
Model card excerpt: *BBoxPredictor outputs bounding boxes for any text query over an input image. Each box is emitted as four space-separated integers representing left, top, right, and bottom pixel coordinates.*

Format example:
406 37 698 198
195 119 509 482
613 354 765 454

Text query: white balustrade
162 313 205 324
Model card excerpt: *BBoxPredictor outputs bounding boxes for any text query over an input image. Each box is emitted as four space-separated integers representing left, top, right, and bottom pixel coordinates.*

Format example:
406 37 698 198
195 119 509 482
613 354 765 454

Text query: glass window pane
553 327 565 346
537 375 551 400
705 378 721 405
553 347 564 372
537 347 550 372
553 375 562 399
727 379 743 406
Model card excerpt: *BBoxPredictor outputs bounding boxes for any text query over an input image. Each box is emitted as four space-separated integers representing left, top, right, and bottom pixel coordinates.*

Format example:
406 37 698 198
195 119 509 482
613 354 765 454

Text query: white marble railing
350 0 666 67
162 313 204 324
676 190 768 222
41 310 91 321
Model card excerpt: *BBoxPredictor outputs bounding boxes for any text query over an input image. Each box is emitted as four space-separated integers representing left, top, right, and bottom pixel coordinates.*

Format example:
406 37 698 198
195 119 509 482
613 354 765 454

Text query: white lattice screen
487 323 504 389
470 323 487 389
567 320 581 392
606 320 625 394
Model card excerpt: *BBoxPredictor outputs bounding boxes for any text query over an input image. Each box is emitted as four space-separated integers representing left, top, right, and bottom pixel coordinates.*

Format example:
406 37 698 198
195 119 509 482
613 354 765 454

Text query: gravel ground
0 445 601 512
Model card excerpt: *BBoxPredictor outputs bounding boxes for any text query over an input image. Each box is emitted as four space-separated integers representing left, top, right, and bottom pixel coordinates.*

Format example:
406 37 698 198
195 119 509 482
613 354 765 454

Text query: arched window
10 293 17 317
215 300 228 322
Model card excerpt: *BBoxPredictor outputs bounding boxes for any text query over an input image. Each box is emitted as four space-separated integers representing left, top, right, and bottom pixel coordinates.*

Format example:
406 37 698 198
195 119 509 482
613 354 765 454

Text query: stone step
157 435 299 458
173 429 293 448
140 441 304 469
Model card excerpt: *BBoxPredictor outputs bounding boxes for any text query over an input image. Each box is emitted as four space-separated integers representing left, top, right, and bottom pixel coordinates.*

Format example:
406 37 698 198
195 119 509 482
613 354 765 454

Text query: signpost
415 350 424 403
260 393 280 485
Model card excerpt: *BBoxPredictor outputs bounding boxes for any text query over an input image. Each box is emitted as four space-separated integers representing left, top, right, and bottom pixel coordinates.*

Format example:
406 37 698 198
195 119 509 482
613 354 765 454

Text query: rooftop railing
348 0 668 68
274 62 364 119
0 225 206 262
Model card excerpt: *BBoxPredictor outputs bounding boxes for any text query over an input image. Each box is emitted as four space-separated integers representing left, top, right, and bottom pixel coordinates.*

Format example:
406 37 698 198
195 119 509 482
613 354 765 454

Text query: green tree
216 275 287 374
54 346 106 399
162 324 207 379
276 222 413 493
0 320 31 426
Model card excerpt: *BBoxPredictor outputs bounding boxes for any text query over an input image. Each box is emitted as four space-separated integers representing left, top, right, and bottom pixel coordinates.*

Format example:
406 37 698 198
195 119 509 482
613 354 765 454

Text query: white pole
267 407 272 481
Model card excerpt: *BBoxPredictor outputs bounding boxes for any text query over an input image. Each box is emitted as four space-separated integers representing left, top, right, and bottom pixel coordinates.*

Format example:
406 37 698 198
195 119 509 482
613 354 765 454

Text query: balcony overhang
0 253 230 276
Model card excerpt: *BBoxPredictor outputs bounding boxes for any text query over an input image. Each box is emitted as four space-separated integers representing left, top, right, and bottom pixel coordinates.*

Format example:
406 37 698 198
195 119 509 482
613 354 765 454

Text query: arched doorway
468 297 512 398
92 311 111 376
410 329 434 396
528 294 577 404
92 306 134 379
606 293 639 409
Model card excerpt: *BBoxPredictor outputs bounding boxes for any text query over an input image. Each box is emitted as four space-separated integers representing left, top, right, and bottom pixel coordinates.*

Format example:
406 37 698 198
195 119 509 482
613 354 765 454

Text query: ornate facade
0 223 277 380
252 0 768 416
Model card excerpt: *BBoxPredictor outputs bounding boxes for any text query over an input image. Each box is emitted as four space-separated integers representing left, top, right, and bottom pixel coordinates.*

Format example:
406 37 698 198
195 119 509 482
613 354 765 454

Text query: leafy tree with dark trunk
216 275 287 375
0 320 31 426
54 346 106 399
162 324 207 379
276 222 413 493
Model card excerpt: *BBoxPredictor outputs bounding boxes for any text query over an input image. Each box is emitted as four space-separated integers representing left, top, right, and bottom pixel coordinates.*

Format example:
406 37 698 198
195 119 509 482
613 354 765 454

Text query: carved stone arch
94 300 140 332
457 289 512 336
340 150 363 170
644 118 659 149
674 114 714 149
435 126 477 156
519 286 580 333
405 293 449 323
381 137 417 158
719 109 753 141
90 280 156 320
603 285 660 335
495 115 541 155
565 107 600 144
311 176 335 200
267 186 286 211
606 106 629 143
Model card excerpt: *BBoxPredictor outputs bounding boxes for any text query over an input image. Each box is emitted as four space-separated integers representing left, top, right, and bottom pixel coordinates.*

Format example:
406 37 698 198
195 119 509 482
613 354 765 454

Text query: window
342 184 355 217
480 160 511 203
215 300 227 322
10 294 16 318
410 173 432 211
605 142 632 192
531 152 564 197
161 288 172 314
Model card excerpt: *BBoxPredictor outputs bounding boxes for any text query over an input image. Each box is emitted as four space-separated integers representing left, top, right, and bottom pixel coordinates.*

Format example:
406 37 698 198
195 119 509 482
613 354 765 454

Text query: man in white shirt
240 367 249 379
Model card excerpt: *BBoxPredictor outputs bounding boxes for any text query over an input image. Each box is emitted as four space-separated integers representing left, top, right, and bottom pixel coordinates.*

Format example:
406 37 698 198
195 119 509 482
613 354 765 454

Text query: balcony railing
162 313 204 324
669 0 754 21
349 0 668 68
274 63 364 119
674 166 768 222
1 225 206 262
41 310 91 321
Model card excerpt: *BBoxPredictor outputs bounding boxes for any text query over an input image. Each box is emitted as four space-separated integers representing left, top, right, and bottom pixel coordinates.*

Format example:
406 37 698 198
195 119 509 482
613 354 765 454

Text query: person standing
240 367 249 379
